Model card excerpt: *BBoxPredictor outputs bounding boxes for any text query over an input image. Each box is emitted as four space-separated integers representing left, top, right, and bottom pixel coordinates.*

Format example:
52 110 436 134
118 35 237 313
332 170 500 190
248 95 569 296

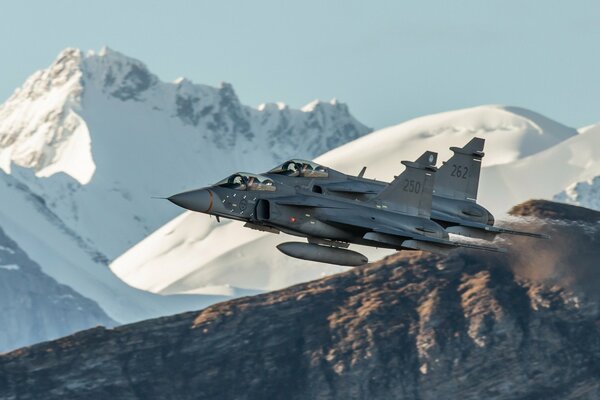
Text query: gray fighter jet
263 138 547 241
168 151 504 266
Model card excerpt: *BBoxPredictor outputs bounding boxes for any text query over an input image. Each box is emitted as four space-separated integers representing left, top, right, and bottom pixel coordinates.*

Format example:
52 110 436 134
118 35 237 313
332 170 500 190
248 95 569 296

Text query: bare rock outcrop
1 200 599 399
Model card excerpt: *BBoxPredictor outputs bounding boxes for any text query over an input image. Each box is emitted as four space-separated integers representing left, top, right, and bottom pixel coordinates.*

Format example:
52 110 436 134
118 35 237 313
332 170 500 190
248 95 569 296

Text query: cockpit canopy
215 172 276 191
268 159 328 178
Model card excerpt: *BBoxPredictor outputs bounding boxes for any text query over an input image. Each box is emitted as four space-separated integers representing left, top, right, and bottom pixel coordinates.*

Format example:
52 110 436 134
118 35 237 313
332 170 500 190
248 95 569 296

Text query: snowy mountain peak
82 47 159 101
301 98 348 114
0 47 370 187
0 47 93 184
495 105 578 140
0 47 371 264
96 45 112 57
8 48 83 103
318 104 578 179
257 102 288 112
10 45 160 105
554 175 600 210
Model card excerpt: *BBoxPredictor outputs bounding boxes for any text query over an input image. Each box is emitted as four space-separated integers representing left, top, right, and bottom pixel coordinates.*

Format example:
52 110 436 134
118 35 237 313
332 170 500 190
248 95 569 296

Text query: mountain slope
316 104 577 175
0 167 230 323
0 47 370 322
2 201 598 399
111 104 577 295
551 122 600 210
480 124 600 212
0 224 115 353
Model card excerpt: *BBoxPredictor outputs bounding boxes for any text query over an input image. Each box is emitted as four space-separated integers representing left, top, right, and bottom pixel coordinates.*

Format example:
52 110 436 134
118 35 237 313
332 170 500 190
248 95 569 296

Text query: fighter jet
263 138 547 241
168 151 504 266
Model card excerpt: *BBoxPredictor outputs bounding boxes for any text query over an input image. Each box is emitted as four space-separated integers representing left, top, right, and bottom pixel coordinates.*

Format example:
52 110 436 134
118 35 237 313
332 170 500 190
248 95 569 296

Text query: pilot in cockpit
229 174 247 190
268 160 328 178
216 173 277 191
299 162 312 175
281 161 300 177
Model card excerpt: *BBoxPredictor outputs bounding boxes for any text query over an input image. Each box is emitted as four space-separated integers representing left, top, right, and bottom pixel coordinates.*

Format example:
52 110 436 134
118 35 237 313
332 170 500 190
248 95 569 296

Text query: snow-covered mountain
318 105 577 175
479 121 600 212
111 104 591 296
554 176 600 210
0 47 370 325
0 47 371 259
2 46 598 347
552 123 600 210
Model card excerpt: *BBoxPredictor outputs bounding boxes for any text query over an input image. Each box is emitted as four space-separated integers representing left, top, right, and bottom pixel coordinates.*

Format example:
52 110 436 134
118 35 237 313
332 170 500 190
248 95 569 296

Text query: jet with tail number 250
167 145 526 266
262 138 547 241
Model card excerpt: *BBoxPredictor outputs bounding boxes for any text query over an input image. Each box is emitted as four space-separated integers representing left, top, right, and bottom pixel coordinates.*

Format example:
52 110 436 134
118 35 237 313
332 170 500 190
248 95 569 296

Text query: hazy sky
1 1 599 129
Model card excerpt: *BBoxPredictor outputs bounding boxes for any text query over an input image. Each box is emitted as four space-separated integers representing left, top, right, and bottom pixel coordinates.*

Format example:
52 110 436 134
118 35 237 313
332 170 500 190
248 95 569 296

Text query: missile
276 242 368 266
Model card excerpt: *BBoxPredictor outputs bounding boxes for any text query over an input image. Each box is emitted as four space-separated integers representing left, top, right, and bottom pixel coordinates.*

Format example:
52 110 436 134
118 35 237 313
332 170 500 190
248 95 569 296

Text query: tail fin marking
372 151 438 217
435 137 485 201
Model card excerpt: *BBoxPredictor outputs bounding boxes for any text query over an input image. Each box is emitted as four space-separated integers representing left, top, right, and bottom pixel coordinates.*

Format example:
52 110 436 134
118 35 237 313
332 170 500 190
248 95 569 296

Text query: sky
1 0 599 130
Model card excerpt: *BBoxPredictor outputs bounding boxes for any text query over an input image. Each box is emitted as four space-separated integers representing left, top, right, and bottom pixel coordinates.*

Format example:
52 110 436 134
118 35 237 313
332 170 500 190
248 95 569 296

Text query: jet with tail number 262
263 138 547 241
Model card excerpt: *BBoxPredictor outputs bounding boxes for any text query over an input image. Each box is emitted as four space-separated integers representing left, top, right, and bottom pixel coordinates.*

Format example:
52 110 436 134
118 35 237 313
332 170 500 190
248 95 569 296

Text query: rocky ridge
1 200 598 399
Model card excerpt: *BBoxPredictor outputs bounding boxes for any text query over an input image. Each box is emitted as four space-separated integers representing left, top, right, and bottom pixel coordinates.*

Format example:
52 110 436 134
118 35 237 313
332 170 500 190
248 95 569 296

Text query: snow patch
35 110 96 184
0 49 96 185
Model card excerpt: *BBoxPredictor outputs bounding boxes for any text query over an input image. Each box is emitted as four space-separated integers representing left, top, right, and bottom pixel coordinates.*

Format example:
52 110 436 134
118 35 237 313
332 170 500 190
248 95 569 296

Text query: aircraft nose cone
168 189 213 213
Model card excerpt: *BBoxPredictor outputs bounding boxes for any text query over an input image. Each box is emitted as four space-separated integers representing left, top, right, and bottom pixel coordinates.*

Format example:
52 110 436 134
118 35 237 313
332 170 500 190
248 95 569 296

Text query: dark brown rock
1 200 599 400
509 199 600 222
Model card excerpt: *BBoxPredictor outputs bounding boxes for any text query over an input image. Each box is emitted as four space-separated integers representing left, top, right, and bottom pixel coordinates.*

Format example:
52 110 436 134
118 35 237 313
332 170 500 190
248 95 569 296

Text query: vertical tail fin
372 151 437 217
435 138 485 201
